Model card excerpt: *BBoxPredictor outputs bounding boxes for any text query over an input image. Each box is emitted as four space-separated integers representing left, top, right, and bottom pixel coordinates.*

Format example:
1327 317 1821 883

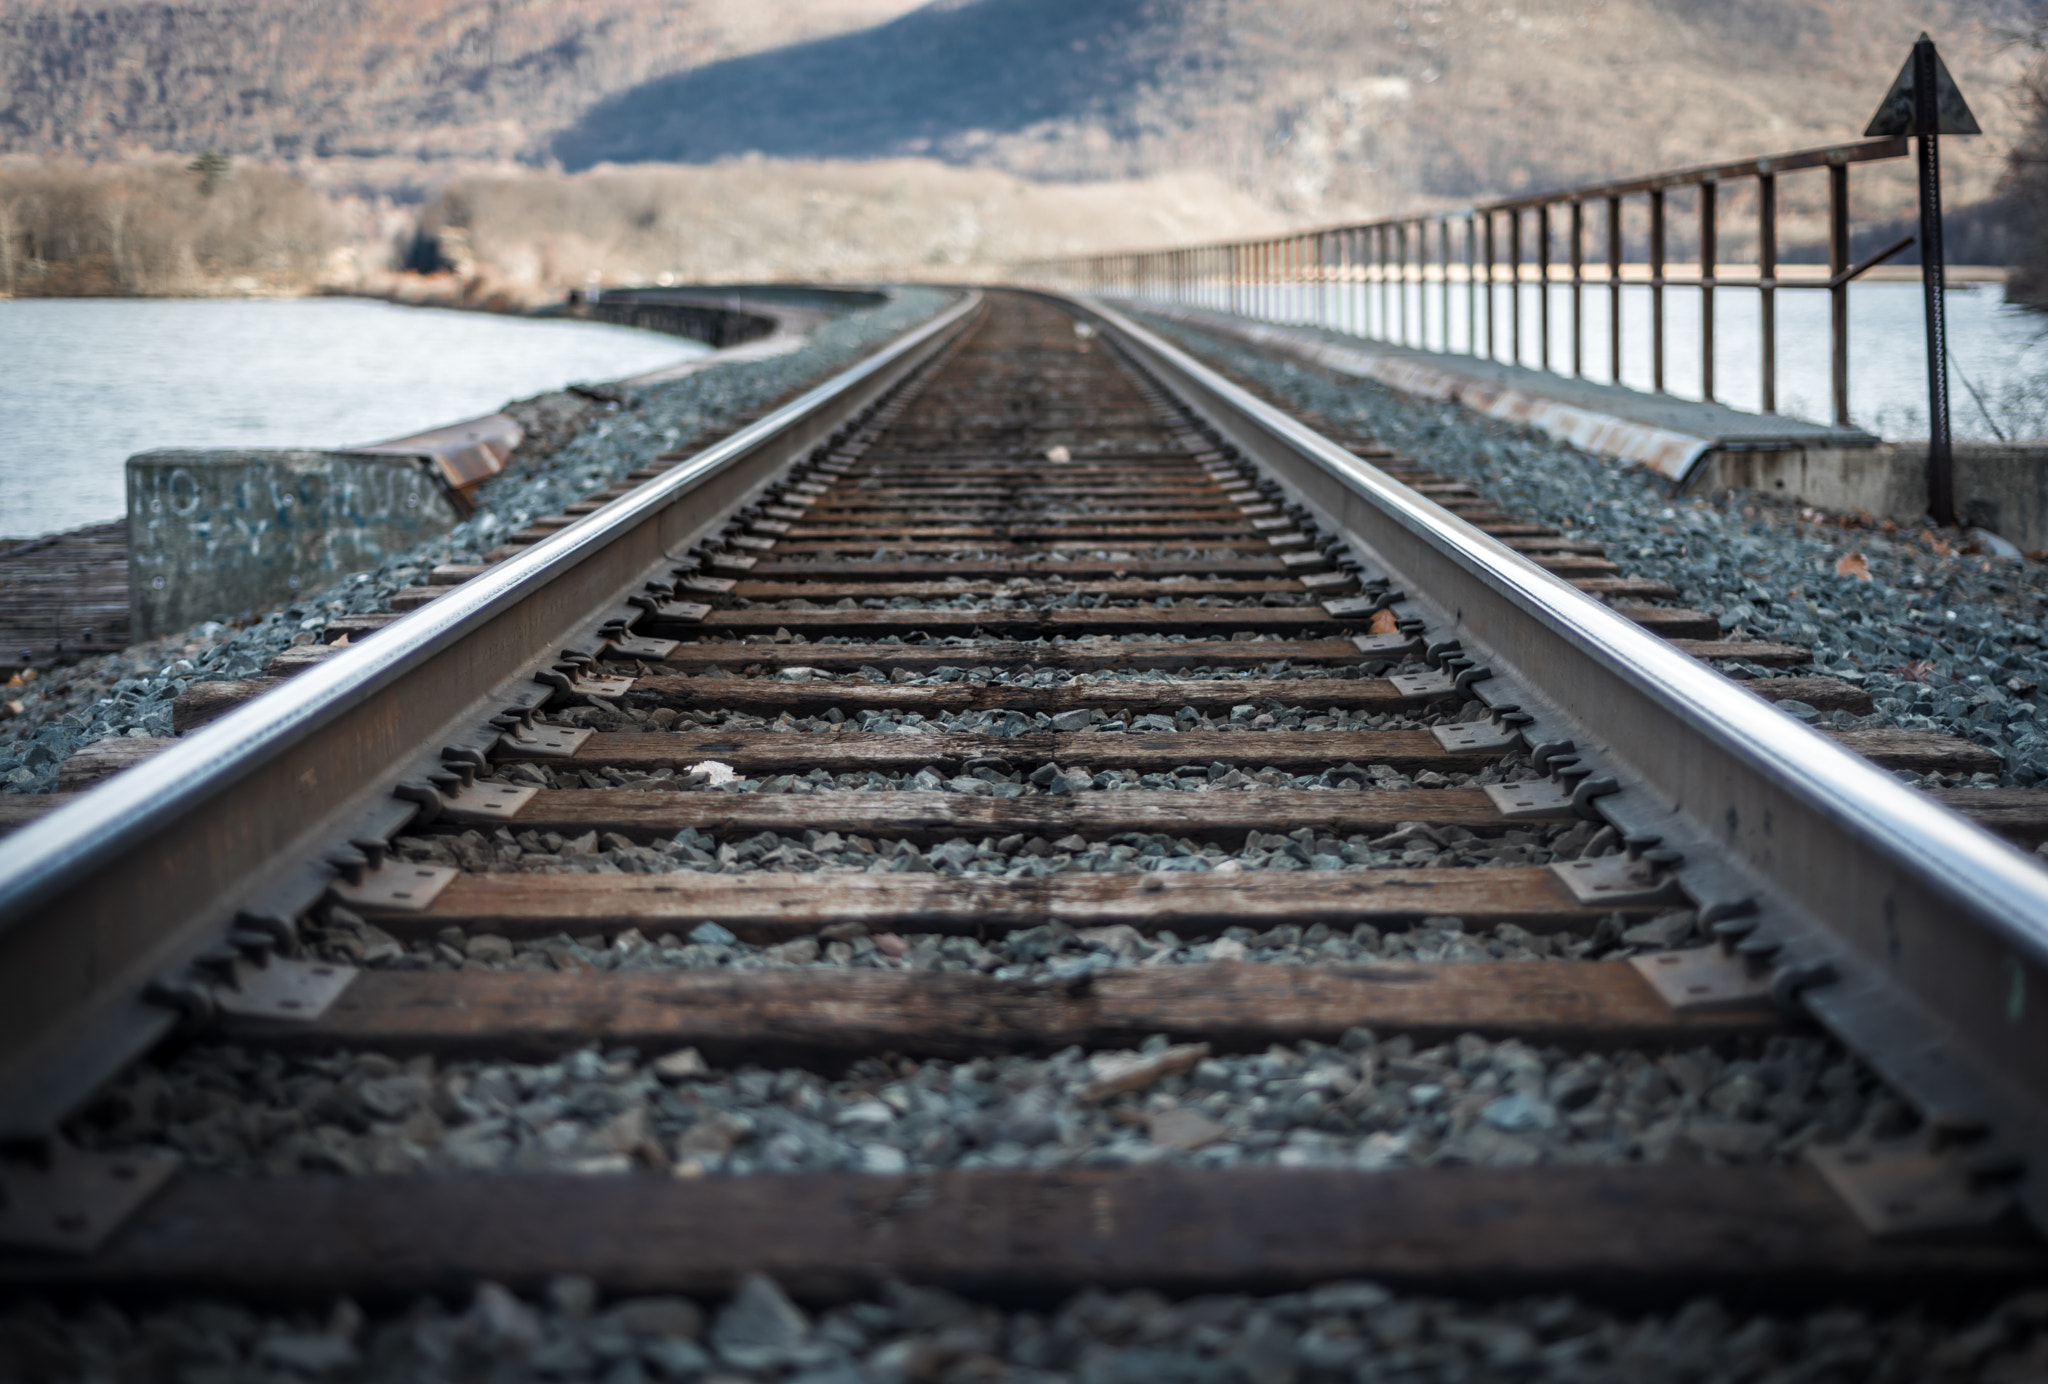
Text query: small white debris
1046 445 1072 464
1073 322 1097 339
1079 1042 1210 1102
689 759 738 785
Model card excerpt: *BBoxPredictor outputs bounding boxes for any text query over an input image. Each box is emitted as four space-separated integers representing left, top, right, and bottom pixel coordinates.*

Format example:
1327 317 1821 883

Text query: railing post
1913 33 1956 526
1607 195 1623 384
1570 200 1585 377
1538 203 1552 372
1829 162 1850 426
1509 209 1523 366
1394 222 1406 345
1341 228 1354 336
1439 218 1452 353
1483 212 1497 360
1466 214 1477 357
1650 188 1666 393
1700 180 1717 403
1758 173 1776 413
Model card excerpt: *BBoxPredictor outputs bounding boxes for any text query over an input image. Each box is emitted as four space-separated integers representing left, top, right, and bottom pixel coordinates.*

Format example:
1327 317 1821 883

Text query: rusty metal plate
1807 1140 2016 1238
496 725 592 759
214 957 357 1021
654 601 713 624
1387 670 1457 698
331 861 459 913
1430 721 1522 754
440 781 538 823
1482 779 1577 820
1550 854 1687 907
570 674 636 699
605 635 679 660
0 1143 179 1254
1629 948 1772 1012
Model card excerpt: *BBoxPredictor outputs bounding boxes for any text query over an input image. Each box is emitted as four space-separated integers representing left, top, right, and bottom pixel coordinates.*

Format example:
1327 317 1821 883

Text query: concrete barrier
1692 442 2048 551
127 449 462 640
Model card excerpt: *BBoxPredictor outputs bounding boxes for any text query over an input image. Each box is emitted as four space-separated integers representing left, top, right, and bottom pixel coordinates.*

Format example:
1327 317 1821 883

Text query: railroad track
3 291 2048 1357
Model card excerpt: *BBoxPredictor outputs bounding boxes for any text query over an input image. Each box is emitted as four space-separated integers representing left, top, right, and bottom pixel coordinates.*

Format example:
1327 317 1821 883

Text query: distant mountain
555 0 2032 217
0 0 2030 220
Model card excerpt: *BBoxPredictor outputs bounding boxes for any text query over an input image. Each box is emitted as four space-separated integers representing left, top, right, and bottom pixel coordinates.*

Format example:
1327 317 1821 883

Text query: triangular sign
1865 34 1981 136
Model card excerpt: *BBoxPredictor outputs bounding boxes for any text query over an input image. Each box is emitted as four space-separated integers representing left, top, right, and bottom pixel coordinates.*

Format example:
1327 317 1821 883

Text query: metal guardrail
1021 136 1918 430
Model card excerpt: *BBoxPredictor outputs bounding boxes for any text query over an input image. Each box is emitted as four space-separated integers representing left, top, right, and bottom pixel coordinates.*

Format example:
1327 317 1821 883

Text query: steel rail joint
1062 291 2048 1221
0 290 983 1135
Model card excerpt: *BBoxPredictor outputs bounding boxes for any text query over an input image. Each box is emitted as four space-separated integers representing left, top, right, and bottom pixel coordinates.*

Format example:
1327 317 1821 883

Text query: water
1132 279 2048 443
0 297 710 538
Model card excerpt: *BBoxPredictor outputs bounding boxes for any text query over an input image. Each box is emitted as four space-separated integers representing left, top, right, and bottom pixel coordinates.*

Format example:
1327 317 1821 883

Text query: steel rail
1065 292 2048 1224
0 290 983 1136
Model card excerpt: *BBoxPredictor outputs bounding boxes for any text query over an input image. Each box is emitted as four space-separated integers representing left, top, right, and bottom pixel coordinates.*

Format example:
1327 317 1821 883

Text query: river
0 297 709 538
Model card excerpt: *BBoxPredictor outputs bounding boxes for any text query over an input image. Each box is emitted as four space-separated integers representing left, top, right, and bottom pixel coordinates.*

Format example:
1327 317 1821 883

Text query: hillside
0 0 925 162
552 0 2032 221
0 0 2036 296
1 0 2031 224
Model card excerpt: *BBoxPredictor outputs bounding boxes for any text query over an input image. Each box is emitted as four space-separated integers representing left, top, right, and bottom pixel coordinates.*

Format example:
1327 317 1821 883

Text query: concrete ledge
1125 302 1872 483
1696 443 2048 552
127 450 463 640
1127 300 2048 552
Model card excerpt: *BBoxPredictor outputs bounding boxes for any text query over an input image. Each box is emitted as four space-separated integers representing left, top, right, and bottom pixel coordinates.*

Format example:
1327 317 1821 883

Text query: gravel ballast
1135 309 2048 792
74 1029 1887 1179
0 288 955 795
6 1273 2046 1382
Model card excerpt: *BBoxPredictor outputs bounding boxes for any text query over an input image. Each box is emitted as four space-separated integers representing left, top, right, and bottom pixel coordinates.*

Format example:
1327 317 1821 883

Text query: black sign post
1866 34 1980 527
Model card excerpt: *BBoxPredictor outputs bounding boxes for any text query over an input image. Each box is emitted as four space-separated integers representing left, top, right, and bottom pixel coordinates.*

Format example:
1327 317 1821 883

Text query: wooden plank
239 961 1780 1060
0 792 78 836
1669 640 1810 667
790 508 1252 523
1927 788 2048 845
730 579 1317 599
745 558 1297 579
492 786 1523 842
15 1166 2036 1300
764 538 1284 555
781 524 1267 541
392 868 1620 940
1607 607 1720 640
509 729 1496 774
1828 728 2004 774
1742 677 1875 714
656 640 1375 673
675 609 1358 638
624 676 1425 715
172 678 287 732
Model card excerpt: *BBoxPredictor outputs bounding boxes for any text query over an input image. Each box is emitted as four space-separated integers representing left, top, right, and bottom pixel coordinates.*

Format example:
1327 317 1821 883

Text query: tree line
0 157 340 297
